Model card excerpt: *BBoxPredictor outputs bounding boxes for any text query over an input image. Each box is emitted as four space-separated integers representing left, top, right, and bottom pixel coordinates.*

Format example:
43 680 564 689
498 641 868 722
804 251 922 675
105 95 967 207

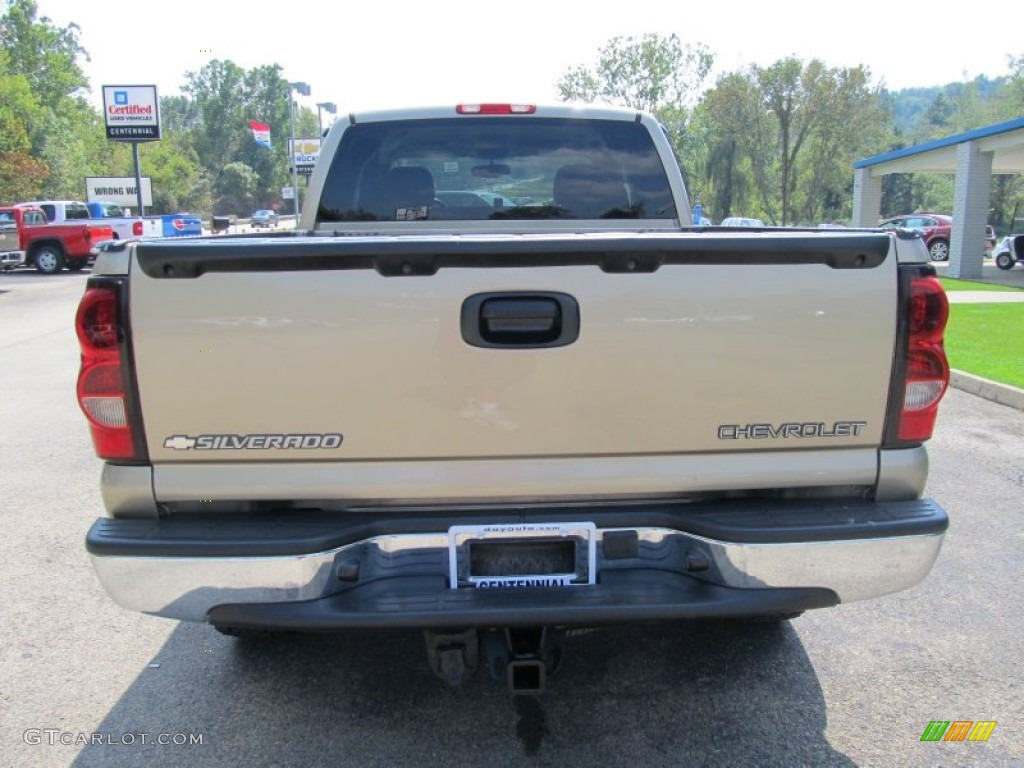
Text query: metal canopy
855 116 1024 176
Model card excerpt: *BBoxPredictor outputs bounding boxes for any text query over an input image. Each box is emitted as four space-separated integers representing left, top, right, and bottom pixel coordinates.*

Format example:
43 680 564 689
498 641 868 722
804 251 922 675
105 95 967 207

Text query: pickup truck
24 199 203 242
86 200 204 240
0 211 26 270
78 104 951 693
1 205 112 274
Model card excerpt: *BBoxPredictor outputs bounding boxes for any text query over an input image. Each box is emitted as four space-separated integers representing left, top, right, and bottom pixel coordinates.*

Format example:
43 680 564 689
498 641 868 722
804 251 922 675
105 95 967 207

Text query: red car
1 205 113 274
879 213 996 262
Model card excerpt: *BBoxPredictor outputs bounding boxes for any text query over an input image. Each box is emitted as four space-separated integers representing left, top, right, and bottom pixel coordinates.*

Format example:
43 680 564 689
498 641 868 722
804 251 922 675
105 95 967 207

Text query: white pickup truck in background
24 199 203 241
77 103 951 694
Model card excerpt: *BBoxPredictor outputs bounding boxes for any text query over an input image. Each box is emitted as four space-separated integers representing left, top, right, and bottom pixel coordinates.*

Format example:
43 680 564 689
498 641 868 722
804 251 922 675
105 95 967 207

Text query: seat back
385 166 435 207
360 166 436 219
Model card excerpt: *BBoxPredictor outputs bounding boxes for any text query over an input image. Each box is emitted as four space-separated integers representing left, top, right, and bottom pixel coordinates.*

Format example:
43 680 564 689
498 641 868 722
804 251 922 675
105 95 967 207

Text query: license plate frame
447 522 597 590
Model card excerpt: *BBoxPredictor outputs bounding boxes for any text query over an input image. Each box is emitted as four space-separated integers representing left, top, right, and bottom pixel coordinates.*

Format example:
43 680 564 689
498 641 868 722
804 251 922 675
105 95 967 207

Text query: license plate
447 522 597 590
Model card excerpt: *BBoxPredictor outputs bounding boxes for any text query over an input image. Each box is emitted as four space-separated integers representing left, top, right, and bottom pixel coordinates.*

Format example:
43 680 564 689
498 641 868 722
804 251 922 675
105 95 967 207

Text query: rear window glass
96 203 125 217
65 203 90 220
316 117 675 224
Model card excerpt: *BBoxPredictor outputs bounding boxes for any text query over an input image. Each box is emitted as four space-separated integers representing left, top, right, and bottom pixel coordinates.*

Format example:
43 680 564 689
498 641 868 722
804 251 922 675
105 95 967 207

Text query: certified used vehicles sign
102 85 161 141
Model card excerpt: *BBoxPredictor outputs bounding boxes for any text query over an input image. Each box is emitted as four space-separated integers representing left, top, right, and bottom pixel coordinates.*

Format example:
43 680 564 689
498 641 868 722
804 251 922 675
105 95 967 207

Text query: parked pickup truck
22 199 203 242
78 104 951 693
86 200 204 239
2 205 112 274
0 210 26 270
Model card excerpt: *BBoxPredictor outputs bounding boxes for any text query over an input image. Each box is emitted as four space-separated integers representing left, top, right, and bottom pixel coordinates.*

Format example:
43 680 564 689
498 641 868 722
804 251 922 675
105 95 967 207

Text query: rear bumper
86 498 948 627
1 249 25 268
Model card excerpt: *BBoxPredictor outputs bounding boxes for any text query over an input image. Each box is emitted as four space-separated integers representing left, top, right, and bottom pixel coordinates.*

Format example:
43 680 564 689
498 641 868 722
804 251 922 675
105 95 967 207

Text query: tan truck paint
130 246 895 479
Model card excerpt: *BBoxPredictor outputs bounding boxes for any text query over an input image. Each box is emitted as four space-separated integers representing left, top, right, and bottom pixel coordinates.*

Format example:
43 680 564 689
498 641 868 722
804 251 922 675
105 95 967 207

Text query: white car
993 235 1023 270
720 216 765 227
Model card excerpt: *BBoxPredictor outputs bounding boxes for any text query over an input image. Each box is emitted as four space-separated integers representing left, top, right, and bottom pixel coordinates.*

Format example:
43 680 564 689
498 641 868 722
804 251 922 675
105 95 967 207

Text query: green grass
939 277 1021 292
944 303 1024 388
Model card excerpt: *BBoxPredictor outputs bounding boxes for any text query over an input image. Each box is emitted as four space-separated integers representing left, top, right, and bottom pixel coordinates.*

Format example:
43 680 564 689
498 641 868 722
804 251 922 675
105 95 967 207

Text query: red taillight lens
456 103 536 114
76 285 138 460
132 221 143 236
907 277 948 341
897 276 949 442
77 288 121 349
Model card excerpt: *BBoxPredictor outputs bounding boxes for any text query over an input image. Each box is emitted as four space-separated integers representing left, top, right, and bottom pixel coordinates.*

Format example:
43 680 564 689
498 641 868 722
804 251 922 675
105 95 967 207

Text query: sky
33 0 1020 120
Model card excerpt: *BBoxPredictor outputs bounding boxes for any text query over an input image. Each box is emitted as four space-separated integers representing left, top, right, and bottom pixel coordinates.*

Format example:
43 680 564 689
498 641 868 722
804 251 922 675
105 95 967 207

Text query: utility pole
288 81 311 220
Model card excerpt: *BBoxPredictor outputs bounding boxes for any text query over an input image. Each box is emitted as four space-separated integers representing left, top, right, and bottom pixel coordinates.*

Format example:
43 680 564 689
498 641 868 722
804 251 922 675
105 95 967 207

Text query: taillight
889 273 949 444
456 104 536 114
84 228 92 243
76 283 143 460
132 220 143 236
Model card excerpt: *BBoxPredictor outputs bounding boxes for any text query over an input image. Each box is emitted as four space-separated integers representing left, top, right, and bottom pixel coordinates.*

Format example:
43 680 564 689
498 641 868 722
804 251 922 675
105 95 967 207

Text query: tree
0 48 39 152
754 58 828 225
118 137 204 214
35 101 109 198
793 65 889 224
1004 53 1024 114
215 161 258 214
1 0 105 196
0 150 46 202
881 173 915 220
697 72 761 220
181 60 295 210
701 58 887 225
182 60 248 186
160 94 201 133
922 92 955 131
558 33 712 113
0 0 87 109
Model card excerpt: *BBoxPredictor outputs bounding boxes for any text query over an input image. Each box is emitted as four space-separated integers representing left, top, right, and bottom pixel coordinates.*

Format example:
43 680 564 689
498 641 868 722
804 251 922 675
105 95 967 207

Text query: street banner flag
248 120 271 149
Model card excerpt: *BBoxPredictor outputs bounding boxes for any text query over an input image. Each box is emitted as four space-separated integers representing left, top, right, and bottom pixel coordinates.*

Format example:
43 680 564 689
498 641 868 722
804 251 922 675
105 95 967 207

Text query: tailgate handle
462 292 580 348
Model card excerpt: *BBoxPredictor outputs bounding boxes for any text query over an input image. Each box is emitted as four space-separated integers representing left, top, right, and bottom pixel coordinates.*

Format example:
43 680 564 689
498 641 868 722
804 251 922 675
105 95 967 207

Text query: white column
852 168 883 228
948 140 993 279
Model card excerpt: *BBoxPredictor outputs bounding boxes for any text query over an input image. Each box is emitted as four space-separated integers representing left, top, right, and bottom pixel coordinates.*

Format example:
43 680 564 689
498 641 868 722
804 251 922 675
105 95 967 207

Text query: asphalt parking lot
1 269 1021 767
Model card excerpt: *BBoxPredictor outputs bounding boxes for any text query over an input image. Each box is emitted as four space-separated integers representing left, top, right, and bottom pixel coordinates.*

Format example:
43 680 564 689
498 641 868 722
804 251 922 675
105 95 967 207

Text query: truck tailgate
129 232 896 467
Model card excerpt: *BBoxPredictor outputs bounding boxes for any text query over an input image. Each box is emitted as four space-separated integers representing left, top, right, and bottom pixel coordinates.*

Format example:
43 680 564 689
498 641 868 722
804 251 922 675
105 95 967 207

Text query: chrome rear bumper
86 498 947 625
1 250 25 268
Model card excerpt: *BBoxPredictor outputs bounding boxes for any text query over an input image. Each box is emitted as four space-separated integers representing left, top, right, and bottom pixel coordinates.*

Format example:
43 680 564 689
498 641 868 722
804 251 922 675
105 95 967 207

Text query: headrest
385 166 435 207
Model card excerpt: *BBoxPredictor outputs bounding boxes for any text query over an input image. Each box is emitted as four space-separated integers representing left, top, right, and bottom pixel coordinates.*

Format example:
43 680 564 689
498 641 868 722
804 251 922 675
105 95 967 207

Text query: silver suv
250 210 279 228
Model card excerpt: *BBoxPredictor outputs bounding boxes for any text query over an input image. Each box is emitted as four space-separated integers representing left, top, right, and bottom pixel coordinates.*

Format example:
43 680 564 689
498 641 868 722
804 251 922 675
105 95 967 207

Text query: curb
949 370 1024 411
